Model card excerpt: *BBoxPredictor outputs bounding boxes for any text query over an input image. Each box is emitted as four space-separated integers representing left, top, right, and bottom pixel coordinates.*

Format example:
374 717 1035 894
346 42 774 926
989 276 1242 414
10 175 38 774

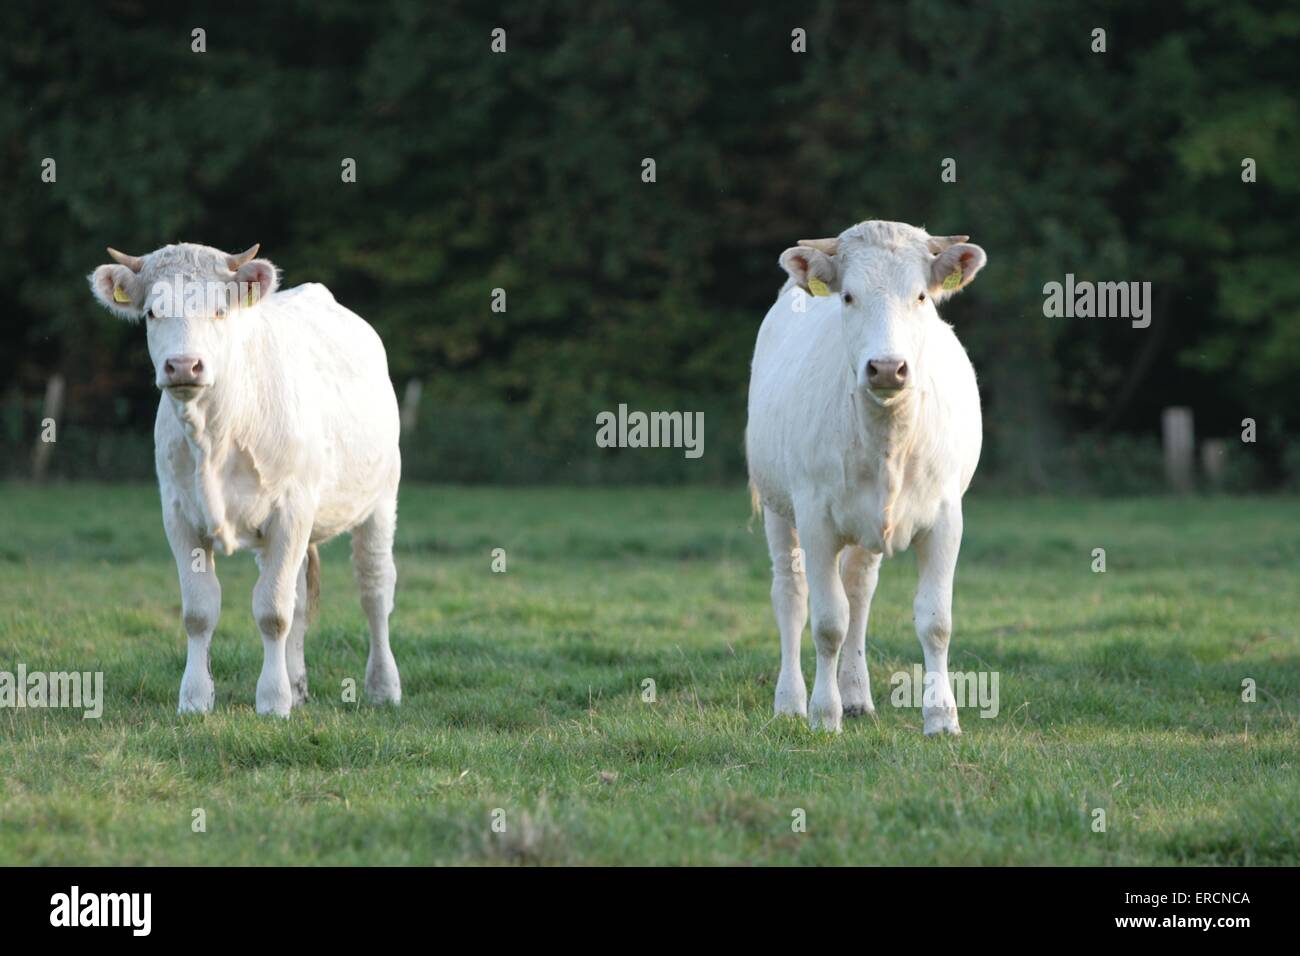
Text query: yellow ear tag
941 267 962 291
807 276 831 297
245 287 255 308
112 285 130 304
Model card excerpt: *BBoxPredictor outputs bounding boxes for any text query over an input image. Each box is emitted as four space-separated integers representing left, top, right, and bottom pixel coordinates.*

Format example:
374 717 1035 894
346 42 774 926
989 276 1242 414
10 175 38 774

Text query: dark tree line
3 0 1297 487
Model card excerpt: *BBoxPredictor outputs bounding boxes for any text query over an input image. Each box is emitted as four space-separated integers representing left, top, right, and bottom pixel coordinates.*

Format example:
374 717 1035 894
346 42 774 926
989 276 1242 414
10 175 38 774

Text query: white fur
746 221 984 734
90 243 403 717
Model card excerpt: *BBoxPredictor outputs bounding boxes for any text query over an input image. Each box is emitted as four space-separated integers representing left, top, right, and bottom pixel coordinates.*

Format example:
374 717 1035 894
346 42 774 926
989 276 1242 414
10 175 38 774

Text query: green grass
0 483 1297 865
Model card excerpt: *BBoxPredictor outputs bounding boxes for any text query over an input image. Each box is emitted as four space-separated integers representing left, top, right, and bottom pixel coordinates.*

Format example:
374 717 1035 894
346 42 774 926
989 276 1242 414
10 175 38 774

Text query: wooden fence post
400 379 423 435
31 373 65 482
1200 438 1227 490
1161 406 1194 493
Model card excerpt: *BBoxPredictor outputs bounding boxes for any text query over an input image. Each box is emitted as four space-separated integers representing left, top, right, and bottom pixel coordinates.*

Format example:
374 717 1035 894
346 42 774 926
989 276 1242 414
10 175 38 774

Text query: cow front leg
914 503 963 736
838 546 881 717
763 509 808 716
252 511 311 718
165 507 221 714
801 519 849 733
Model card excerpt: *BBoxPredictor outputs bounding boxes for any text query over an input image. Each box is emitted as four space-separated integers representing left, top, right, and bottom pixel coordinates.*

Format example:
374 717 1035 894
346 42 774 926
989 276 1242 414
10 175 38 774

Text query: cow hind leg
352 496 401 706
838 546 881 718
285 557 309 708
914 504 964 736
763 509 808 717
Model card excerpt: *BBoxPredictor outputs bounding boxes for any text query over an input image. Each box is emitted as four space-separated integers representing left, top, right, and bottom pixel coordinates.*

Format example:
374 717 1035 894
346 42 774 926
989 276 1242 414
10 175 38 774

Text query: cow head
779 221 985 408
89 242 278 402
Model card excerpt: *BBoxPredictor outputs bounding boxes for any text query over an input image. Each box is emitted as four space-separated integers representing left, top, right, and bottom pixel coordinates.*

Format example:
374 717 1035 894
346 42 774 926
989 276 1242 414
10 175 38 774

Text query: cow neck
852 387 921 557
169 335 262 463
167 320 265 555
171 390 233 553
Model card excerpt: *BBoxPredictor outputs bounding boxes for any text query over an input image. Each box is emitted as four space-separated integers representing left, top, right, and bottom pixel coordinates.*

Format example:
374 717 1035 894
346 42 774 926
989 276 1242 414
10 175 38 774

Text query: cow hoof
773 673 807 717
365 680 401 707
923 708 961 736
177 693 214 715
365 664 401 705
178 676 215 714
924 725 962 737
842 703 875 719
256 680 293 718
773 695 808 718
365 652 402 706
808 707 843 733
291 678 309 708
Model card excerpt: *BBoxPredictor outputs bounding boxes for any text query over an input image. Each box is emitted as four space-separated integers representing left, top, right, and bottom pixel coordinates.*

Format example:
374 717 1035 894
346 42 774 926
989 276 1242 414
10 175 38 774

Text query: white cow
745 220 985 734
89 243 402 717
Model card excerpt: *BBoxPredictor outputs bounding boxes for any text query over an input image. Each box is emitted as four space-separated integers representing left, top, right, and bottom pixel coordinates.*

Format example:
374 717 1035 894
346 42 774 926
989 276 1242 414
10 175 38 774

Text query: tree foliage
2 0 1296 485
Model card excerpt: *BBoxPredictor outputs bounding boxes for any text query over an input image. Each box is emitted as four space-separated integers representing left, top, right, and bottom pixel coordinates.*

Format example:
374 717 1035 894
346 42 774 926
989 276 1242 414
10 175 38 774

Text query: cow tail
306 543 321 623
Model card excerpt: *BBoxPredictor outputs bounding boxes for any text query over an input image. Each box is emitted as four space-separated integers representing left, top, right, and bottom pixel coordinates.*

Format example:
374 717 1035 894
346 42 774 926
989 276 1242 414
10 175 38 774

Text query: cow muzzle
865 357 908 395
160 355 210 394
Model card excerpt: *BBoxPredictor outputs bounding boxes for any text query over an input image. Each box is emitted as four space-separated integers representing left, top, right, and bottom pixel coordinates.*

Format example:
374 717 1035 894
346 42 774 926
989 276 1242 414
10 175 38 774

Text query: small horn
227 243 260 270
106 247 144 272
926 235 969 254
797 237 840 256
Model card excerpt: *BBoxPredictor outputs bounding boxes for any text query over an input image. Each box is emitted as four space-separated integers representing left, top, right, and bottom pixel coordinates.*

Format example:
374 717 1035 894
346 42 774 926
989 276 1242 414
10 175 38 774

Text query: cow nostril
164 360 175 376
896 362 908 380
867 361 879 377
192 359 203 374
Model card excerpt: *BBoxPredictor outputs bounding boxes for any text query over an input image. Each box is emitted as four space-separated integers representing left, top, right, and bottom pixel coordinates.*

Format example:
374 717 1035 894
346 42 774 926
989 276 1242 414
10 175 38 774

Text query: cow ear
928 243 986 299
233 258 279 308
88 264 145 320
779 246 839 295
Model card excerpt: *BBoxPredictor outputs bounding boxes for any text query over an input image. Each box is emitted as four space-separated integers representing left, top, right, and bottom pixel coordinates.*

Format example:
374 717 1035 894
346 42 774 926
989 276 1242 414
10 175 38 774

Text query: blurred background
2 0 1297 491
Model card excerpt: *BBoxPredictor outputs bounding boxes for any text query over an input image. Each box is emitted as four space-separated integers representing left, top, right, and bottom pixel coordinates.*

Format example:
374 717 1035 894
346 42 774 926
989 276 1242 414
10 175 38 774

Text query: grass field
0 482 1297 865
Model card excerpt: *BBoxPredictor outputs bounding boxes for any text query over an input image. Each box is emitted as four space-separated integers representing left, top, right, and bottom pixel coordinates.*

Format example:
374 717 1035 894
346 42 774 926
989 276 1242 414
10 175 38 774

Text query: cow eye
147 306 161 320
917 293 926 303
842 292 854 305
